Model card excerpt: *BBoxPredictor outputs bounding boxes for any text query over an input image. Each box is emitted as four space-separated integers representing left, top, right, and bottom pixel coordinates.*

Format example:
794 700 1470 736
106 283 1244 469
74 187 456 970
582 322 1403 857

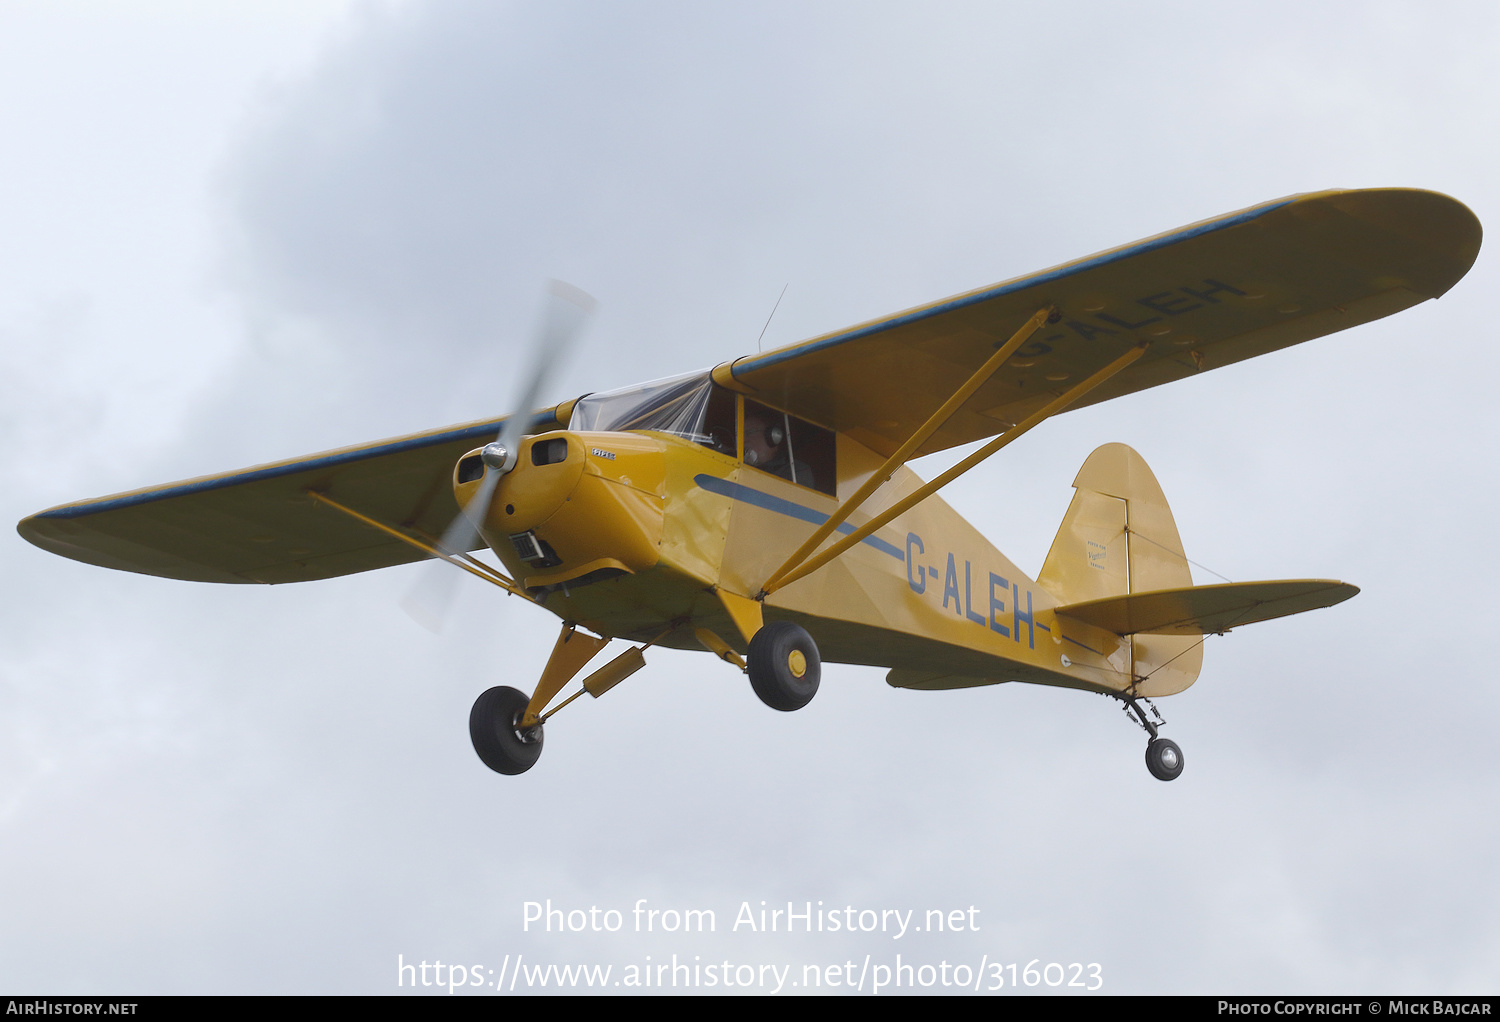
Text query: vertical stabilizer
1039 444 1202 696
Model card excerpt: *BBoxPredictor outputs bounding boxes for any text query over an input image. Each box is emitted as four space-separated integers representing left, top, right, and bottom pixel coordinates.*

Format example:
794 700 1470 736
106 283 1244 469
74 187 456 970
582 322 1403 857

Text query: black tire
469 686 544 775
747 621 820 711
1145 737 1184 782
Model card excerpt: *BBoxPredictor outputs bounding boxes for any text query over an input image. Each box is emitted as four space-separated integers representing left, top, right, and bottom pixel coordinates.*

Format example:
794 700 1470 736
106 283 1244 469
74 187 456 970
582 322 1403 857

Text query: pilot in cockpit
744 408 814 490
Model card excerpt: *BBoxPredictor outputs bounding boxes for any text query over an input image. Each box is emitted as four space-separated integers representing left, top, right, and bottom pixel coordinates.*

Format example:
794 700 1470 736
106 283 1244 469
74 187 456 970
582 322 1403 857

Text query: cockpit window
570 372 711 436
568 371 736 455
743 400 836 496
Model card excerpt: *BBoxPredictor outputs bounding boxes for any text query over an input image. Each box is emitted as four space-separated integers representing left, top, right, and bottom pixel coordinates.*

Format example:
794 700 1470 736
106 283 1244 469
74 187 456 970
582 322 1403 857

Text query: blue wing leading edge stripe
731 197 1298 376
34 416 523 520
692 473 904 560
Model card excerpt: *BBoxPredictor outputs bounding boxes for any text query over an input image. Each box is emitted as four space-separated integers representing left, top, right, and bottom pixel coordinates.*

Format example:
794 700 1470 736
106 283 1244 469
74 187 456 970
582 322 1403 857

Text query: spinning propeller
402 280 597 631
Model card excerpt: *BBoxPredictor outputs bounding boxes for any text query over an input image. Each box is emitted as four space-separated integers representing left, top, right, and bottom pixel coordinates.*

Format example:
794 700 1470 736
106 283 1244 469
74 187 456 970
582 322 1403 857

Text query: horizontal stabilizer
1052 579 1358 635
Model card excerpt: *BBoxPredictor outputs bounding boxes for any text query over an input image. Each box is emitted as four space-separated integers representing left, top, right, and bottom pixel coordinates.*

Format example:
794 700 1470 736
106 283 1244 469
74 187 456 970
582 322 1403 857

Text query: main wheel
469 686 544 775
747 621 820 711
1145 737 1184 782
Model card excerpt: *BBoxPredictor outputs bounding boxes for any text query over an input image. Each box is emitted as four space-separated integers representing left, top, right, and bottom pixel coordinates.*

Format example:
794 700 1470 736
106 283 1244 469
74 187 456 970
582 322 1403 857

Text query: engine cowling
453 430 666 592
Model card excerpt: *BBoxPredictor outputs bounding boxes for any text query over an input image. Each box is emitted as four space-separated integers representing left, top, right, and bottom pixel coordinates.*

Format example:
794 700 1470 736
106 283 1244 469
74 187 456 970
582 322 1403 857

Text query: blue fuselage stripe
693 473 904 560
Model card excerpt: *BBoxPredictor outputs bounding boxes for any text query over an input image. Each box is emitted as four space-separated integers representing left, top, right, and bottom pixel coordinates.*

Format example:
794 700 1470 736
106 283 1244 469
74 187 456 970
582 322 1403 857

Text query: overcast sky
3 0 1498 995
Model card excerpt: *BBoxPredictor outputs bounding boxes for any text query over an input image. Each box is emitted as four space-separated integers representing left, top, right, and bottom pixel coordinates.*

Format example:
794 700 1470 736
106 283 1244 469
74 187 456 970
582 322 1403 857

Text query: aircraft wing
715 188 1481 457
16 413 556 584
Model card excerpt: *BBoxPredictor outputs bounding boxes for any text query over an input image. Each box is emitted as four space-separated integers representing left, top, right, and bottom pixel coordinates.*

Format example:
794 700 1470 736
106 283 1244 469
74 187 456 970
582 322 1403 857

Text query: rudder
1039 443 1192 602
1039 444 1202 696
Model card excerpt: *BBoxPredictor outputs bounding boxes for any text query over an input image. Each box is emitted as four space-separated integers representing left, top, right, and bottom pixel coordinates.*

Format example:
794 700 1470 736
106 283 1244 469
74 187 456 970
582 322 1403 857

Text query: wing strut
758 338 1150 598
758 305 1057 595
306 490 532 601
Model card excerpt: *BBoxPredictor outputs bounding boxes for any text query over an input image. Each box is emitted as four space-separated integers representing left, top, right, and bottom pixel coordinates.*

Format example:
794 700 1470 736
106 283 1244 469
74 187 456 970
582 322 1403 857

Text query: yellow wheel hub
787 649 807 678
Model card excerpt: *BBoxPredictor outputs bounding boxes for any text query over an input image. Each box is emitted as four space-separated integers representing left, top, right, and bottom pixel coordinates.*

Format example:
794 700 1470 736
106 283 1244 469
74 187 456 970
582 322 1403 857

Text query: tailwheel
747 621 820 711
1145 737 1184 782
1114 693 1184 782
470 686 544 775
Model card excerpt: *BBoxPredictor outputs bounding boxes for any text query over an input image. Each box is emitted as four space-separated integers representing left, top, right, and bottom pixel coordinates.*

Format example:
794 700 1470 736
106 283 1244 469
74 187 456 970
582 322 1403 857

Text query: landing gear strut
1114 693 1184 782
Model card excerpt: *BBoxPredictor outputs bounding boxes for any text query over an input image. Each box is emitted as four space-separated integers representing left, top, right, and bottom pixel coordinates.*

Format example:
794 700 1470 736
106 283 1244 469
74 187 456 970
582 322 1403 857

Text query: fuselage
454 412 1154 697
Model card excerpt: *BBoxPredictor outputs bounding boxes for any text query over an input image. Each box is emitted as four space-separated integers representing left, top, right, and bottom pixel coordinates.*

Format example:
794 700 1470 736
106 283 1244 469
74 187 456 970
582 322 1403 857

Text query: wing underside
718 188 1481 458
17 413 555 584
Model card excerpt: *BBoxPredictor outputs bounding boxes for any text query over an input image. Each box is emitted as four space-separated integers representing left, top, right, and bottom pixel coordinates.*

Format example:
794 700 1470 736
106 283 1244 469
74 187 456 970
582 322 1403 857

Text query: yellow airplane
18 188 1481 781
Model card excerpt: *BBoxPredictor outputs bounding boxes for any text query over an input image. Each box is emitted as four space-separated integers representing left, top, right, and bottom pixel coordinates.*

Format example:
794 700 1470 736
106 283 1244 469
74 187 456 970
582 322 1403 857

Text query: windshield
569 371 716 441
